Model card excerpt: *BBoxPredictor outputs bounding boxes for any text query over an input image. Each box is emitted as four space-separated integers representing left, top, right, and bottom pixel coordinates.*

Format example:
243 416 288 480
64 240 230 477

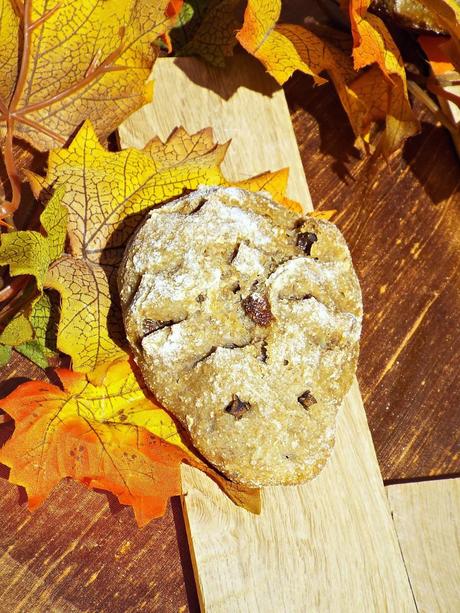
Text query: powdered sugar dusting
120 186 362 487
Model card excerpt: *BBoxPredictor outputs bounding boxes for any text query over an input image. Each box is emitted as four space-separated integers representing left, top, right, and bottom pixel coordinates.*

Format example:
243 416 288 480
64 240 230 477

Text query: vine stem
0 1 63 224
0 275 28 304
0 275 37 324
0 0 34 224
427 78 460 107
0 117 22 224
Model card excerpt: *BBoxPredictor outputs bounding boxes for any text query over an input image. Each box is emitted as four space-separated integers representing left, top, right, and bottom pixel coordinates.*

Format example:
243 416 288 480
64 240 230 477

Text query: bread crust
118 187 362 486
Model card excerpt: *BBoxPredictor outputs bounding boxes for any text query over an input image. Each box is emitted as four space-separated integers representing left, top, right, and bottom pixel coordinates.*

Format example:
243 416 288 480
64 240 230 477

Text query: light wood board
119 56 416 612
387 478 460 613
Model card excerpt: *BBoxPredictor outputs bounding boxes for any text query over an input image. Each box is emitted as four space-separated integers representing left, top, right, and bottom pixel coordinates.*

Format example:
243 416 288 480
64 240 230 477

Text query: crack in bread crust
118 187 362 486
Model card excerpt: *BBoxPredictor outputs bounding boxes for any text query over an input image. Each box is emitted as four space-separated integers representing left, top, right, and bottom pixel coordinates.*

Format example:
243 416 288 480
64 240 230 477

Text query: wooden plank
285 75 460 482
387 479 460 613
119 56 416 612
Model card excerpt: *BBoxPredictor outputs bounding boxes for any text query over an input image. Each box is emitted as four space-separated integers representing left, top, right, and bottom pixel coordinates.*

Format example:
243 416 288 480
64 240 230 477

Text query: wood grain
0 472 198 613
285 74 460 481
1 51 458 613
387 478 460 612
120 56 416 612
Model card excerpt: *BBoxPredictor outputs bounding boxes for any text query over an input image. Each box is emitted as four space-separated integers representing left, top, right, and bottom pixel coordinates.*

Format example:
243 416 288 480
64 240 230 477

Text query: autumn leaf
0 0 19 106
15 340 48 369
45 255 126 373
0 344 11 367
15 292 58 368
418 35 455 76
29 120 290 372
237 0 419 154
0 360 187 525
0 0 182 219
180 0 241 67
0 0 179 152
0 358 260 525
0 312 33 346
0 186 64 366
0 293 58 369
238 16 370 147
348 0 398 74
347 0 419 154
26 292 57 356
0 186 67 289
236 0 320 85
417 0 460 71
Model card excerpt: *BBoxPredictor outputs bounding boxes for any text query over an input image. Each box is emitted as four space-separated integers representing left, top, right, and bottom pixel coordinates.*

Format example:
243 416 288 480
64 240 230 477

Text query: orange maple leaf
0 358 260 525
0 360 189 526
419 34 457 75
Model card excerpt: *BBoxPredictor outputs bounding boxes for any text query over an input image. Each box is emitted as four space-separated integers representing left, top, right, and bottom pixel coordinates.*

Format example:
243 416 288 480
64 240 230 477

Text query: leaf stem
15 114 66 144
30 3 61 31
427 78 460 107
16 35 126 116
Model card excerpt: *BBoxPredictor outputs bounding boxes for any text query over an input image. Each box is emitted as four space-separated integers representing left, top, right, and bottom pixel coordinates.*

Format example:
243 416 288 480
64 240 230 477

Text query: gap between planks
387 477 460 613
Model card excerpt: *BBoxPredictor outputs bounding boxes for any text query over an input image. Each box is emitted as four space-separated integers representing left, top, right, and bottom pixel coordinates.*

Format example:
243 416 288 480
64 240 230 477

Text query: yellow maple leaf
179 0 241 68
236 0 321 85
28 120 290 372
45 255 126 373
0 0 182 219
0 0 178 152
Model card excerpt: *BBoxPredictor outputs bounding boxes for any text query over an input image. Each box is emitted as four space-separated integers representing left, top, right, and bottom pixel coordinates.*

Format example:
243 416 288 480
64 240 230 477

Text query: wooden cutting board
119 55 416 612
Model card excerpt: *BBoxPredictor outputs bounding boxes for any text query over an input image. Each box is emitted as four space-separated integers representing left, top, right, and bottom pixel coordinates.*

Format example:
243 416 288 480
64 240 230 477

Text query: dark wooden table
0 61 459 613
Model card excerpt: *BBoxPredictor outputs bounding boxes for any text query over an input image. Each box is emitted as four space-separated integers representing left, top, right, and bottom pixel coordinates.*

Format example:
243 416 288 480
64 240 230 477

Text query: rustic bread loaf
118 187 362 486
